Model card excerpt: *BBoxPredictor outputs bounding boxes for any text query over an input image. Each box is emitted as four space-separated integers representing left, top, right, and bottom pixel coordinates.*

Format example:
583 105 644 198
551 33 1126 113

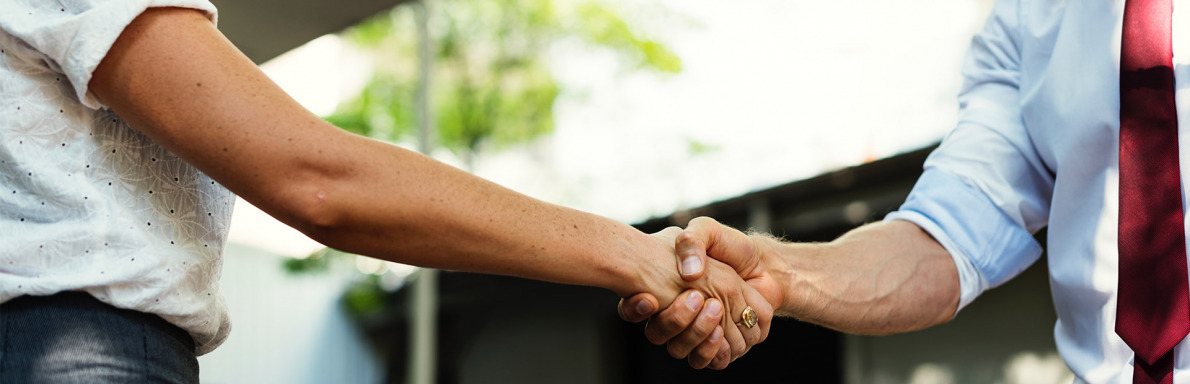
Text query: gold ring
736 306 758 328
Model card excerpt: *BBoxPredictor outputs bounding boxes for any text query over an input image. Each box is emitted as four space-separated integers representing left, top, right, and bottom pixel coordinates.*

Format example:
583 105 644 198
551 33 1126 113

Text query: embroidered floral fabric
0 0 233 355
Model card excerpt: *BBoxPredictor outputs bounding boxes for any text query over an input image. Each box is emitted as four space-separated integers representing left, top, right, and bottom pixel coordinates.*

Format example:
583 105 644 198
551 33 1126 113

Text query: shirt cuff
885 209 986 314
884 168 1043 315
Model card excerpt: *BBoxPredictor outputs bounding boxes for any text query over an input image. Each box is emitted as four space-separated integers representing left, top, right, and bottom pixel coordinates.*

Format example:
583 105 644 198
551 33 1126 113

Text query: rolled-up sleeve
0 0 217 109
885 0 1053 314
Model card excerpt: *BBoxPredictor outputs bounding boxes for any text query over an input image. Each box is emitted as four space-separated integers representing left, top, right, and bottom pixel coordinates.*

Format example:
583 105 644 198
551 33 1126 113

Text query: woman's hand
619 226 774 369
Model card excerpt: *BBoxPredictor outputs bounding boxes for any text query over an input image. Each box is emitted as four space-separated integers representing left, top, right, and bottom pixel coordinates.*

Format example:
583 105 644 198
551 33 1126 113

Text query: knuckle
643 324 668 345
711 350 730 370
667 342 688 359
737 321 762 346
646 334 667 346
645 331 665 346
694 313 719 335
656 314 682 331
673 301 701 322
744 328 761 346
692 323 715 338
730 338 747 357
758 321 771 343
648 317 683 341
689 350 713 369
616 302 634 321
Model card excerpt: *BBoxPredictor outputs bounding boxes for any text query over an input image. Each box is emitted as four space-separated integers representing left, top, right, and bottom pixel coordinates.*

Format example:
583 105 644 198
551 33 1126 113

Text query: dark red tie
1118 0 1190 383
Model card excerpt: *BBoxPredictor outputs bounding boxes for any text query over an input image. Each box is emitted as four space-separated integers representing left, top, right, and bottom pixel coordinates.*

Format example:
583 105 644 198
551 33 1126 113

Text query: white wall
198 243 381 384
844 259 1073 384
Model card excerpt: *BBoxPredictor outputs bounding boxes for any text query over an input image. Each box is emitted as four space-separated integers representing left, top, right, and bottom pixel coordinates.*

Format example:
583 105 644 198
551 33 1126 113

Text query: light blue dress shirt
886 0 1190 382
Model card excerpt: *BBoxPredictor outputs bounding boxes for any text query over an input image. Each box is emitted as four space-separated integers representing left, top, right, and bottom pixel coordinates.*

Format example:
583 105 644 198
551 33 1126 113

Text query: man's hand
673 217 787 310
626 216 962 364
619 219 783 369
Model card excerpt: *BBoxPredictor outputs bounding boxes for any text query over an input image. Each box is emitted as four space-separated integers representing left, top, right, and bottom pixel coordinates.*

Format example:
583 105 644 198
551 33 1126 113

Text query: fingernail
680 256 703 276
709 327 723 342
705 300 722 318
686 291 703 311
635 300 653 316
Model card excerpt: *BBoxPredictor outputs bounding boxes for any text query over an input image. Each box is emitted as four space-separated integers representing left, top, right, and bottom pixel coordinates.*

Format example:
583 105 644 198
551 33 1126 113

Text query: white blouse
0 0 233 355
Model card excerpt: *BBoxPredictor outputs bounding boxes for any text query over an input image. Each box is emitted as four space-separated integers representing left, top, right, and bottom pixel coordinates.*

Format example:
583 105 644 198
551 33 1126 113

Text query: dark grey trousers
0 291 198 384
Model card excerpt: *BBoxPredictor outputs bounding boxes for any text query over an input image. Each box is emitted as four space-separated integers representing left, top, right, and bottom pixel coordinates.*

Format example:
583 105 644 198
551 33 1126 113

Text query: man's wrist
746 234 795 315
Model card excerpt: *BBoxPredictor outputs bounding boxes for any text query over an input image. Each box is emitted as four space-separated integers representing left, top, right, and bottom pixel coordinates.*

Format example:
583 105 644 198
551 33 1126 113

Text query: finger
687 326 725 369
680 216 759 277
703 264 773 361
718 277 775 361
651 225 703 281
643 290 704 345
708 341 731 370
720 305 750 361
675 225 708 281
666 298 724 359
732 281 775 350
617 293 659 323
707 278 749 361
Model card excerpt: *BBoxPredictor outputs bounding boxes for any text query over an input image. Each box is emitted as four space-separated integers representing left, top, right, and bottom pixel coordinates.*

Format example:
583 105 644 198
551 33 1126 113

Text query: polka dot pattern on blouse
0 0 231 355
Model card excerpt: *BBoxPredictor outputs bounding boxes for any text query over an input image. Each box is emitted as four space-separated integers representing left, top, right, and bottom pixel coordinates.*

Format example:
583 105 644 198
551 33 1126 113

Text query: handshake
607 217 958 370
612 216 788 370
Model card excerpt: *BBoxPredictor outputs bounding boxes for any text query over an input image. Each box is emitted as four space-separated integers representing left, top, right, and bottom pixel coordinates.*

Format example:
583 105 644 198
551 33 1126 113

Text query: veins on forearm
776 222 954 335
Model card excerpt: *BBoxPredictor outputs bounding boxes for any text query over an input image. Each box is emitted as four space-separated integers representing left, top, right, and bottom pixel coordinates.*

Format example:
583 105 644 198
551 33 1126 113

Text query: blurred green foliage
342 274 388 318
296 1 682 319
283 247 390 318
282 248 340 275
326 0 681 168
685 138 720 156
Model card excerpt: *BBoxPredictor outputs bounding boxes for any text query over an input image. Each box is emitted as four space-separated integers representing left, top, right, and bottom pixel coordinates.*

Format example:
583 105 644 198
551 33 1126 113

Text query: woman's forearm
89 8 681 305
762 220 959 334
309 145 681 302
310 143 673 298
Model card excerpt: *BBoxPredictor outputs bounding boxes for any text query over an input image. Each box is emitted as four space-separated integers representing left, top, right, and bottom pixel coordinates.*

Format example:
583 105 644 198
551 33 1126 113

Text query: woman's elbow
263 180 353 248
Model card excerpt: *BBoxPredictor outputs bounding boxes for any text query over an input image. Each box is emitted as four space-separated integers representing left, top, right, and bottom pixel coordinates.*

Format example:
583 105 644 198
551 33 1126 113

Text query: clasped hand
619 217 785 370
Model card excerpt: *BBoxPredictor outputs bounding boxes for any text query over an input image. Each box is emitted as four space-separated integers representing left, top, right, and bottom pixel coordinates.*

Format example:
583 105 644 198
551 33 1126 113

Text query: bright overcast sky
231 0 993 258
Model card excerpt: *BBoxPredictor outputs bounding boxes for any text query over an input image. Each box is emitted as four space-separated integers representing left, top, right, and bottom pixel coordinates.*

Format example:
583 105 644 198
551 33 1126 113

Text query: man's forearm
760 220 959 335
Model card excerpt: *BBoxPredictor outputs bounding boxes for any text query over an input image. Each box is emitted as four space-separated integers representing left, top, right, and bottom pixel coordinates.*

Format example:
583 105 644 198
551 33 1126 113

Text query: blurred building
361 145 1068 384
204 0 1067 382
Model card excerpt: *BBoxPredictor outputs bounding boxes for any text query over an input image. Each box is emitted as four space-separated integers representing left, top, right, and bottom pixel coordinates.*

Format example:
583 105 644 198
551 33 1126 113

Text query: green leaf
321 0 682 165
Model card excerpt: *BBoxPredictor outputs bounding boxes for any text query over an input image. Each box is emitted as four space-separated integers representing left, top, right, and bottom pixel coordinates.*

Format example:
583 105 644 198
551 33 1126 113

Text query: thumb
617 293 660 323
651 225 705 281
677 239 707 282
677 216 759 278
